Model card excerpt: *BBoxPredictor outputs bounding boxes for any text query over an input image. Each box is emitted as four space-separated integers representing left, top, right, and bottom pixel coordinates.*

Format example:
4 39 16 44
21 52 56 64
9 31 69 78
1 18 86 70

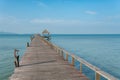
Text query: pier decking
10 35 88 80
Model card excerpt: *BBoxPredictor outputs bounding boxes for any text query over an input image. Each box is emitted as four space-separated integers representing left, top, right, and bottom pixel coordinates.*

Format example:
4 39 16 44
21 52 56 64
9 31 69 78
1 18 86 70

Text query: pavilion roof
42 29 50 34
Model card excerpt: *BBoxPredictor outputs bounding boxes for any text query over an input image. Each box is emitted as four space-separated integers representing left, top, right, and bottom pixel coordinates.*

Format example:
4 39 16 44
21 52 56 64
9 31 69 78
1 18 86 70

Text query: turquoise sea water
51 34 120 80
0 34 31 80
0 34 120 80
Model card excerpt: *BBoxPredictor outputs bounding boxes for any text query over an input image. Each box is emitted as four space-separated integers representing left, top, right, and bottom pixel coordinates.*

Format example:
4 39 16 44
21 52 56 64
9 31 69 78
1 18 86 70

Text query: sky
0 0 120 34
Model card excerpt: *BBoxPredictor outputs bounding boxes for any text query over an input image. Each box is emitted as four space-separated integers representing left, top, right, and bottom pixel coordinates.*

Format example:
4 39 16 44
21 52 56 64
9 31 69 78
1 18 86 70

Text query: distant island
0 32 33 36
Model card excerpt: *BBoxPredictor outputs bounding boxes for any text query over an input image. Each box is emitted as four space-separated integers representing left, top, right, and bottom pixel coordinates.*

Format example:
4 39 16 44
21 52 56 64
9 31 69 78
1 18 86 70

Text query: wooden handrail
41 36 118 80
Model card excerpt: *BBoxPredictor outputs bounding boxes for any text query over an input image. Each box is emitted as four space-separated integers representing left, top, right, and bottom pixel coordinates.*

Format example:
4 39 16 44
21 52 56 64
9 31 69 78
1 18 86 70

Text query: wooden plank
10 35 88 80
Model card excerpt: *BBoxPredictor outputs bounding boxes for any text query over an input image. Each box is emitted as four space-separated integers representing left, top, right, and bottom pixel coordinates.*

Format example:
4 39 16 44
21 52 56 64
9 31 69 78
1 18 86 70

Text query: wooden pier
10 34 118 80
10 34 88 80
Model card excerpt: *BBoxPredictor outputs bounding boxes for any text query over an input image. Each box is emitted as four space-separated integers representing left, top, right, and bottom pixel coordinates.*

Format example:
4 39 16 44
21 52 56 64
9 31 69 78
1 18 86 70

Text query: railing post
80 63 82 73
72 56 75 66
61 50 63 57
66 53 68 61
95 73 100 80
27 42 29 47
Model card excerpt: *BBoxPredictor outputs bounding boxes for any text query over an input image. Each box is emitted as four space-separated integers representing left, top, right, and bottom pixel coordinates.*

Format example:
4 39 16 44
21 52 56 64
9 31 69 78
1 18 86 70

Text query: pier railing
40 36 118 80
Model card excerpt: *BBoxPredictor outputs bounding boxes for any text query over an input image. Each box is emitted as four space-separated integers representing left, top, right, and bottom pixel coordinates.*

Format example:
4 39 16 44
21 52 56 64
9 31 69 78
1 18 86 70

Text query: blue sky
0 0 120 34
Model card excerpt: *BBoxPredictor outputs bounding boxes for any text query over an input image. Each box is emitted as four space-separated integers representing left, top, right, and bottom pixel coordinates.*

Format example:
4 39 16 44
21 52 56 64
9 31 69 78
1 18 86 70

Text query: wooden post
61 50 63 57
66 53 68 61
27 42 29 47
80 63 82 73
95 73 100 80
72 56 75 66
30 36 34 41
30 36 32 41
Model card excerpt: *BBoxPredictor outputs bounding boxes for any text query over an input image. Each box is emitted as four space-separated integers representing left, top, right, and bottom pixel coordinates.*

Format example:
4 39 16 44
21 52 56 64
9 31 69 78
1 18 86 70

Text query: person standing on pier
14 49 19 67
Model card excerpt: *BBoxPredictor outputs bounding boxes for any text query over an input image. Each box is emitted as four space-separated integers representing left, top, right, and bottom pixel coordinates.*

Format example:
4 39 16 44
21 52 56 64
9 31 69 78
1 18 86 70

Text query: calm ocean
0 34 31 80
0 34 120 80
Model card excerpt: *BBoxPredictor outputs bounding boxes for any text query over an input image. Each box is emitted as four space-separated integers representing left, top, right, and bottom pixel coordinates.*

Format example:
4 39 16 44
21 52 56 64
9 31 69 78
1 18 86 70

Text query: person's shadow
20 60 56 67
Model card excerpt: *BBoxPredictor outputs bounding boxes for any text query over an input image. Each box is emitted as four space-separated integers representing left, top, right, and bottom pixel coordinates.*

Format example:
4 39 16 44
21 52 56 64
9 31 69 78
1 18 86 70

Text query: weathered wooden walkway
10 35 88 80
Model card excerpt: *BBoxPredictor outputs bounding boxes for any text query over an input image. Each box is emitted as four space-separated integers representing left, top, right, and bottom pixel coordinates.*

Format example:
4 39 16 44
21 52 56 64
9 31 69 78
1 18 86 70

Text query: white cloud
38 2 48 8
31 19 63 24
0 16 18 25
30 18 81 25
31 18 120 27
0 16 29 27
107 15 120 19
85 10 97 15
